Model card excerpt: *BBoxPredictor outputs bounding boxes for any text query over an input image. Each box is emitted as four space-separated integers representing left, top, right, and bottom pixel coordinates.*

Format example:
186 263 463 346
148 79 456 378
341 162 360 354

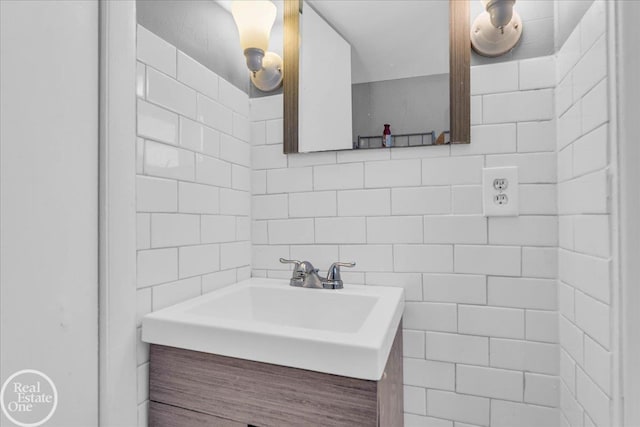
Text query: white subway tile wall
251 55 559 426
555 3 613 426
132 2 617 425
135 25 250 424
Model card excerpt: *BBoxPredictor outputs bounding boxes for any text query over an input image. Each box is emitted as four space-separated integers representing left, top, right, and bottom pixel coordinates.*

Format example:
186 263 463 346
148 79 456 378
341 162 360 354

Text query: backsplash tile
391 187 451 215
135 24 251 426
177 51 219 101
178 182 220 214
488 277 557 310
422 156 484 185
219 78 250 117
150 213 200 248
423 274 486 305
458 305 525 339
197 93 233 135
556 9 613 423
425 332 489 366
471 61 519 95
525 311 559 343
194 154 231 187
267 167 313 193
519 56 557 91
491 400 558 427
456 365 524 401
136 176 178 213
146 67 197 119
250 49 561 427
454 245 522 276
137 248 178 288
134 2 618 425
337 189 390 217
314 217 366 244
313 163 364 190
458 123 517 154
367 216 424 244
490 338 559 375
289 191 336 218
137 101 179 145
482 89 554 124
144 140 195 181
137 25 176 77
201 215 237 243
151 276 201 311
364 159 422 188
178 244 220 278
220 133 251 166
426 390 490 426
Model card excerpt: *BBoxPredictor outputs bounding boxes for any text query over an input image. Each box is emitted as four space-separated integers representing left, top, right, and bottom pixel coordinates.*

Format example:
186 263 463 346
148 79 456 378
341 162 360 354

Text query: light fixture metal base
244 48 265 73
471 10 523 57
250 51 283 92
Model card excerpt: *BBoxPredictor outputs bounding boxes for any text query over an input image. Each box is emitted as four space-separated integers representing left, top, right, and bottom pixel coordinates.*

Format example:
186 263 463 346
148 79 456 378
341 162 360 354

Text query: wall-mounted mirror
283 0 470 154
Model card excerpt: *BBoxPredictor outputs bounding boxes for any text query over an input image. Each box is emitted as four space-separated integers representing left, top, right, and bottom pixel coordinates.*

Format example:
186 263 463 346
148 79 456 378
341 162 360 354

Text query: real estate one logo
1 370 57 427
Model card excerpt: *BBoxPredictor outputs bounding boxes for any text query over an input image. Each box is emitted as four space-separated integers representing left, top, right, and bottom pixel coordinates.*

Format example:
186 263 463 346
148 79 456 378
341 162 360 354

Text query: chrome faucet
279 258 323 288
279 258 355 289
324 261 356 289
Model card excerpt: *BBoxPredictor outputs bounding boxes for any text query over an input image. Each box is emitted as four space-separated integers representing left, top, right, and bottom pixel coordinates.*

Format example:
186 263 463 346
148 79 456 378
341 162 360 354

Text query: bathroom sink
142 278 404 380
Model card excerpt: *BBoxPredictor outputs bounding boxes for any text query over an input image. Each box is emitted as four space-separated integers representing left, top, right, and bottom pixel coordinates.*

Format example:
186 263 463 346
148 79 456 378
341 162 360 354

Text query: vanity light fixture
471 0 523 57
231 0 283 91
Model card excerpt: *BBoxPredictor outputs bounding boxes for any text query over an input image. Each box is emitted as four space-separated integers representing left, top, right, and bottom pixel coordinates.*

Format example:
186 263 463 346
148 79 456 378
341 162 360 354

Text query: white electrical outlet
483 167 519 216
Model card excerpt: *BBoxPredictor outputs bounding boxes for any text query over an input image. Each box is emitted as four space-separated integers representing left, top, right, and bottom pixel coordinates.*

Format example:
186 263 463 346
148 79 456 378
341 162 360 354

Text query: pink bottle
383 124 392 148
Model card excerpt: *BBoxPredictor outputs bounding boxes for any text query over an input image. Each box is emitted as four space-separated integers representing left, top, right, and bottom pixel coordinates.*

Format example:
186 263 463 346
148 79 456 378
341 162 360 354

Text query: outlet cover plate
483 166 519 217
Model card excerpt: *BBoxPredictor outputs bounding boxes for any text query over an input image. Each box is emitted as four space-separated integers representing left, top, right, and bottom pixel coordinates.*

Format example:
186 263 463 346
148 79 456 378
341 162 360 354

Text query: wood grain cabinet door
149 322 403 427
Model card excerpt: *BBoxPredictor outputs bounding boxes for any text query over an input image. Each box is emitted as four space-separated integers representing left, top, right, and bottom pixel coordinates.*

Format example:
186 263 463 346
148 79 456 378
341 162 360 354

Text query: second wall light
471 0 523 57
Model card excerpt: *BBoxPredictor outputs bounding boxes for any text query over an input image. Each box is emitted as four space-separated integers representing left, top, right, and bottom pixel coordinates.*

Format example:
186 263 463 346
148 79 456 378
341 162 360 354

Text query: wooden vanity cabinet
148 322 403 427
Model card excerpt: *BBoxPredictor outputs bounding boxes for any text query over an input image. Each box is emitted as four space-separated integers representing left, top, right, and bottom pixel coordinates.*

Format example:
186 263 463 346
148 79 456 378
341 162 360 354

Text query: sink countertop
142 278 404 380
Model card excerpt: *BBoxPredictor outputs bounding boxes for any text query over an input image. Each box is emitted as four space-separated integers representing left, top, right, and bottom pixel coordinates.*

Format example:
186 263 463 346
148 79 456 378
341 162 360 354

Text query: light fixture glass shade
231 0 277 53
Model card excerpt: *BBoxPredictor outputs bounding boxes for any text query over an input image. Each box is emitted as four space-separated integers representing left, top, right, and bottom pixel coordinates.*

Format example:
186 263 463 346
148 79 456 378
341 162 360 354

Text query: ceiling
307 0 450 84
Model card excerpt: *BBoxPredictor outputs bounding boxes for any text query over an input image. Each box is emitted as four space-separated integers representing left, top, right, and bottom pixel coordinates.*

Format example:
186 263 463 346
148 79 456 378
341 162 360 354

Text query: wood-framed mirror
283 0 470 154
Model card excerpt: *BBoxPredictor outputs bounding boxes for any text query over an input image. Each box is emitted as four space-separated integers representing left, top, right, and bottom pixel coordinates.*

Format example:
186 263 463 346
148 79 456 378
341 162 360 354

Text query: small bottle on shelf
383 124 392 148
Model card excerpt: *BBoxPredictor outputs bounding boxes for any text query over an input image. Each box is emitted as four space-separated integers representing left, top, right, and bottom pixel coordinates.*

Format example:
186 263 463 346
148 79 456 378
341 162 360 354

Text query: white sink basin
142 278 404 380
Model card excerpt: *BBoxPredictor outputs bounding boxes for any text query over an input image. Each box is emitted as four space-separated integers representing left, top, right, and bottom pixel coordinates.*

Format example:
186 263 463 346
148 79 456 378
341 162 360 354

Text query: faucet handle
328 261 356 270
280 258 316 276
279 257 301 266
325 262 356 289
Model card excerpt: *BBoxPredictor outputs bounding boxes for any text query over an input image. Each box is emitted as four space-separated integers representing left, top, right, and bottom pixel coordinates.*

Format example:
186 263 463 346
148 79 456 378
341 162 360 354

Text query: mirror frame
283 0 470 154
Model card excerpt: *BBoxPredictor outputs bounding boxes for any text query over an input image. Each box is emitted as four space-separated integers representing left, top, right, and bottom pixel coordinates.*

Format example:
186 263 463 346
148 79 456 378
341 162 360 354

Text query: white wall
251 53 559 425
134 25 252 425
555 2 614 427
0 1 99 425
